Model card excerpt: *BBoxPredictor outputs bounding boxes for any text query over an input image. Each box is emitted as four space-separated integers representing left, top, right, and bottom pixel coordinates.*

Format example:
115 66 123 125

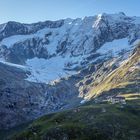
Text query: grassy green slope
87 45 140 100
10 100 140 140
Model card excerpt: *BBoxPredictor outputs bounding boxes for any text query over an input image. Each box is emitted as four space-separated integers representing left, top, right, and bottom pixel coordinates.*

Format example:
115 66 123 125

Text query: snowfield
97 38 132 56
26 56 76 83
0 37 136 84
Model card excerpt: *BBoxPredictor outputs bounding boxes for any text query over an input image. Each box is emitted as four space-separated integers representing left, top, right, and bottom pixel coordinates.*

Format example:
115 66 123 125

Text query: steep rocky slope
0 62 84 129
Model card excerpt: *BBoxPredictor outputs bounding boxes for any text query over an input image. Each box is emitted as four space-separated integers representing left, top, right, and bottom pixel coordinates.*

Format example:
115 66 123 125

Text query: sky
0 0 140 24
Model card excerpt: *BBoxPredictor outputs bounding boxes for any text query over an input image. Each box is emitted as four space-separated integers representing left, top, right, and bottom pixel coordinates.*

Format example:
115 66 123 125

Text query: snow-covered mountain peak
93 14 103 28
1 13 140 83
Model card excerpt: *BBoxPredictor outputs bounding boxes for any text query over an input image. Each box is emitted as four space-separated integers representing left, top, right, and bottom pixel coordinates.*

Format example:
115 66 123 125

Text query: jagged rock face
0 63 45 128
0 13 140 129
0 20 64 41
4 37 49 64
0 13 140 64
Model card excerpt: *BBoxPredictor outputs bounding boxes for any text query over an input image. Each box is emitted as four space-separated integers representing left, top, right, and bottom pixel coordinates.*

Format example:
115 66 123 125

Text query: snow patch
80 99 87 104
0 35 32 48
97 38 131 56
0 60 26 70
133 39 140 46
0 27 52 48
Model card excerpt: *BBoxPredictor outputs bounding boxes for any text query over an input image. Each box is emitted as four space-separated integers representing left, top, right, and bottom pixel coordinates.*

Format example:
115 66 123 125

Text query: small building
109 96 126 104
